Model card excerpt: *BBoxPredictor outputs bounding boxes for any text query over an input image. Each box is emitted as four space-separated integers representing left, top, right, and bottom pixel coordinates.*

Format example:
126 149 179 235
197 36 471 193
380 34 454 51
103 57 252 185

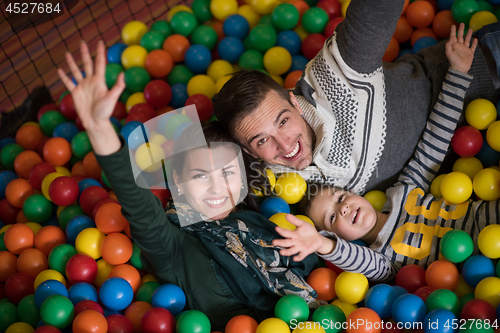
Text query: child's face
308 187 378 242
175 146 243 220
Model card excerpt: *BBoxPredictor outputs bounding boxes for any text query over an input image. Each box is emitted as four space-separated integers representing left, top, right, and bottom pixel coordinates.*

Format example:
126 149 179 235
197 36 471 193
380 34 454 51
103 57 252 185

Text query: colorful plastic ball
486 120 500 152
71 131 92 159
184 94 214 122
167 5 193 22
475 276 500 309
5 272 35 305
100 233 133 266
75 227 105 259
39 111 66 137
413 36 439 53
451 0 480 23
391 293 427 326
29 163 56 191
426 289 460 315
335 272 368 304
105 314 133 333
364 284 398 320
140 30 167 53
259 196 290 218
79 186 109 216
272 3 300 30
34 226 66 257
465 99 497 130
120 121 149 150
263 46 292 75
16 124 43 151
249 24 277 52
123 301 153 332
94 203 127 234
184 45 212 74
124 66 150 93
191 0 213 23
284 70 302 90
34 269 66 291
274 294 309 326
163 34 190 63
302 34 327 60
47 176 79 207
0 298 18 332
5 178 34 208
460 299 497 323
143 51 173 80
40 294 74 329
109 264 141 294
4 223 35 255
35 279 68 309
65 215 96 246
107 43 128 65
121 21 148 45
269 213 297 230
4 322 35 333
462 254 495 287
33 325 62 333
170 11 198 37
425 260 460 290
47 244 77 276
151 283 186 316
0 199 20 225
452 156 483 181
363 190 387 212
277 30 302 56
305 268 337 302
68 282 98 305
52 123 79 144
134 142 166 173
210 0 238 20
141 307 175 333
440 230 474 263
72 309 108 333
346 308 381 333
239 50 264 70
217 36 245 63
0 171 18 199
406 0 435 28
476 139 500 167
473 167 500 201
1 143 24 171
423 309 456 333
311 305 345 333
17 248 48 279
478 224 500 259
470 10 498 31
274 173 306 204
221 315 257 333
190 26 217 52
64 253 97 284
383 37 400 62
187 75 216 99
22 191 54 225
168 65 194 86
440 172 473 204
134 281 160 304
222 14 249 40
99 277 134 311
105 63 124 89
175 310 211 333
302 7 329 33
170 83 190 108
143 80 172 109
17 294 40 328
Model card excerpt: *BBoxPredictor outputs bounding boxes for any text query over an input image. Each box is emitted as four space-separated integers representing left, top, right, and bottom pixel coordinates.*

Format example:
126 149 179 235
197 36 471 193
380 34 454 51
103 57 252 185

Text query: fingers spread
95 40 106 78
80 41 93 77
65 51 83 83
57 68 76 91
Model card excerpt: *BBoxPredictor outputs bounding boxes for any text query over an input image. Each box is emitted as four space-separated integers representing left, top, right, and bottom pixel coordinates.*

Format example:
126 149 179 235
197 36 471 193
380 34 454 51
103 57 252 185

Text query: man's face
234 90 316 170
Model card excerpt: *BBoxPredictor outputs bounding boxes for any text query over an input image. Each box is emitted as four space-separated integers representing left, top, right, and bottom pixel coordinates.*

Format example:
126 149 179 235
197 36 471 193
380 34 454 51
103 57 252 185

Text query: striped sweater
319 69 499 282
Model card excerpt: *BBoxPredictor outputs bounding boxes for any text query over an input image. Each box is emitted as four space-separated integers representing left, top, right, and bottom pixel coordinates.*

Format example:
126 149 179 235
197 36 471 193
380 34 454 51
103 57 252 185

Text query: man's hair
212 70 294 139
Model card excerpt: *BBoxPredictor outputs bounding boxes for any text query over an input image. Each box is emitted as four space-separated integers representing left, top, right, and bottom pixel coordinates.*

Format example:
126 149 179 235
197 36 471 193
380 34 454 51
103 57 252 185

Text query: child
57 41 319 330
272 24 499 282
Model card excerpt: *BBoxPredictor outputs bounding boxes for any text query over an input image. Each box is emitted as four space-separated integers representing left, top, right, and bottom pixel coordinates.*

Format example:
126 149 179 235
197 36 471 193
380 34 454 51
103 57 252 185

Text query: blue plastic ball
68 282 99 305
107 43 128 65
223 14 250 40
170 83 189 109
35 279 69 309
423 309 457 333
462 255 495 287
53 122 79 143
476 137 500 167
184 45 212 74
157 112 177 135
103 308 122 317
398 49 413 59
259 197 290 218
120 121 151 150
0 170 18 198
391 293 427 326
413 37 439 54
290 54 309 72
66 215 96 245
110 117 122 132
99 277 134 311
365 284 398 319
151 283 187 316
0 137 16 150
277 30 302 56
218 37 245 63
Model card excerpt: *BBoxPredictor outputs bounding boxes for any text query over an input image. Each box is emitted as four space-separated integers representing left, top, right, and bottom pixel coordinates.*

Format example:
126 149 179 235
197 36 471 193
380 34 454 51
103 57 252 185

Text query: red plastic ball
43 137 72 166
34 225 67 256
49 176 80 206
125 111 154 124
185 94 214 122
425 260 459 290
150 186 171 209
34 326 62 333
112 101 128 121
316 0 342 19
302 33 327 60
141 307 175 333
413 285 437 302
460 299 497 323
324 17 343 37
144 80 172 109
0 198 20 224
60 94 77 120
74 300 104 317
29 162 57 191
79 185 110 216
395 264 426 293
451 126 483 157
129 103 156 118
65 253 99 284
5 272 35 305
107 314 134 333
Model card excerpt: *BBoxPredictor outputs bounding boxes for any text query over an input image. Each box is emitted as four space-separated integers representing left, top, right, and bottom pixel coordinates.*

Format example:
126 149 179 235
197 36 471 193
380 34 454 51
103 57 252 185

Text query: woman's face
175 146 244 220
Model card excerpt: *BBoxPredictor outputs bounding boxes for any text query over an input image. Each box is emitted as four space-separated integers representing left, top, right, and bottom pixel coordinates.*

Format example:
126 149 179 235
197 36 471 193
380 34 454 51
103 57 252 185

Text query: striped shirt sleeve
395 69 473 192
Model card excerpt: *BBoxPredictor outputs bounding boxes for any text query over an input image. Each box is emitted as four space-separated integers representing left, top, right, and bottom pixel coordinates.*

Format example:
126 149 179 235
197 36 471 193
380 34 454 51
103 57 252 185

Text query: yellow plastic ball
0 224 11 234
335 271 369 304
25 222 42 235
292 322 327 333
167 5 194 22
41 172 65 201
452 156 483 181
126 92 147 112
55 166 71 177
187 75 216 98
293 25 309 42
341 0 351 17
469 11 498 32
34 269 66 290
75 227 106 259
440 172 473 204
94 258 115 288
478 224 500 259
269 213 296 230
271 73 284 87
22 121 40 128
210 0 239 20
274 172 307 204
486 121 500 152
266 169 276 190
5 322 35 333
430 174 446 198
135 142 166 173
296 215 315 227
121 20 148 45
215 75 232 93
238 5 261 28
473 168 500 201
256 318 290 333
249 0 279 15
149 133 168 146
474 276 500 308
141 273 158 284
453 274 474 299
207 59 234 82
363 190 386 211
465 98 497 130
121 45 148 69
264 47 292 75
331 299 358 318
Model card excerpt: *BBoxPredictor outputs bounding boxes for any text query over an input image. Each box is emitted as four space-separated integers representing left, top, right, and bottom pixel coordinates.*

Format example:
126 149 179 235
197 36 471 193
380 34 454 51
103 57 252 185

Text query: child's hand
446 23 477 74
272 214 326 261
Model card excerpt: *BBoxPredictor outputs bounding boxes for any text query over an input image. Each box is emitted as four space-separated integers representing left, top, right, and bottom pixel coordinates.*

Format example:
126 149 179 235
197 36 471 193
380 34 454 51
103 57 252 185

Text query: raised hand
446 23 477 74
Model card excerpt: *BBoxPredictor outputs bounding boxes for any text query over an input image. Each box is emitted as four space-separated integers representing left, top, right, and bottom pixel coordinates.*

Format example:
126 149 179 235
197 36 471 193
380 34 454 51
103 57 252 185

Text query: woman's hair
172 121 271 212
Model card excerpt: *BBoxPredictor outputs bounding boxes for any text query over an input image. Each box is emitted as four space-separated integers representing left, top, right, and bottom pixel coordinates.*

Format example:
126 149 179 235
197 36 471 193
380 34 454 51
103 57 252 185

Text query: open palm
445 23 477 74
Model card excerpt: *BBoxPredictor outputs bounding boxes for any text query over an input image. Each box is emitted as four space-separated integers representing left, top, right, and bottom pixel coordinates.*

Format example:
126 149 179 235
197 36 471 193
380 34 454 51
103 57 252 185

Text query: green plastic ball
302 7 329 34
440 230 474 263
168 65 194 85
130 242 144 270
175 310 211 333
119 89 132 104
58 205 85 231
192 0 213 22
124 66 151 93
140 30 167 52
39 110 67 136
312 304 346 333
477 0 494 12
135 281 160 304
0 144 24 171
272 3 299 30
17 294 40 328
23 193 53 223
150 21 172 38
40 295 74 329
105 63 124 89
274 294 309 326
426 289 460 315
459 292 475 310
48 244 78 275
0 232 6 251
259 14 274 26
170 11 198 37
496 260 500 277
71 131 92 159
460 320 494 333
191 25 218 50
239 50 264 70
451 0 480 24
166 114 192 140
243 35 256 51
0 301 18 332
249 24 277 52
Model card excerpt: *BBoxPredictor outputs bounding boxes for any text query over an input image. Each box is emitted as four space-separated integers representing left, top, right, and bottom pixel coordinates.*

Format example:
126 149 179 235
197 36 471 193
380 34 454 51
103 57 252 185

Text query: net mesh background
0 0 184 115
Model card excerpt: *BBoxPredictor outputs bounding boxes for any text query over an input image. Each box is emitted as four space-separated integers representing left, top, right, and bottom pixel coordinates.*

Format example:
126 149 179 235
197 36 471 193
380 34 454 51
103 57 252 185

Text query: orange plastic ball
346 308 382 333
100 233 133 266
411 27 438 47
210 20 226 42
402 0 410 15
0 251 18 282
290 0 310 18
72 310 108 333
109 264 141 293
306 267 338 301
382 37 400 62
82 152 102 180
124 301 154 333
43 137 72 166
406 0 435 28
16 248 48 279
145 49 174 78
14 150 43 179
394 16 413 44
225 315 259 333
5 178 35 208
4 223 35 255
71 160 87 177
285 70 303 90
163 34 190 63
34 225 67 256
425 260 459 290
15 124 44 151
433 10 457 39
95 203 128 234
16 210 30 224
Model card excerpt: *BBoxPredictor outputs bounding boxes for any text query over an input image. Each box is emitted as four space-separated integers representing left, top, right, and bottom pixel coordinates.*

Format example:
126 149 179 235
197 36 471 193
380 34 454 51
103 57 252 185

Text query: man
213 0 498 195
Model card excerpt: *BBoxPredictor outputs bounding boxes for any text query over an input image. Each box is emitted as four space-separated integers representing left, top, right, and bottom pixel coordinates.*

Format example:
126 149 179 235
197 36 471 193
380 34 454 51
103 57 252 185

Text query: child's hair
296 183 344 217
172 121 269 212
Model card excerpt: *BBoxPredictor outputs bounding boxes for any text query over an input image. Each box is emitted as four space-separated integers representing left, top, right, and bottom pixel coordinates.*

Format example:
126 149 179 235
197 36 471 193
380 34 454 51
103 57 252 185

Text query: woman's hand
446 23 477 74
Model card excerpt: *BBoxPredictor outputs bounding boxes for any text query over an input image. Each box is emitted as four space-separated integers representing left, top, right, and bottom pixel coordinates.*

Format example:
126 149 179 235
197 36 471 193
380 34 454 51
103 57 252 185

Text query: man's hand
446 23 477 74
